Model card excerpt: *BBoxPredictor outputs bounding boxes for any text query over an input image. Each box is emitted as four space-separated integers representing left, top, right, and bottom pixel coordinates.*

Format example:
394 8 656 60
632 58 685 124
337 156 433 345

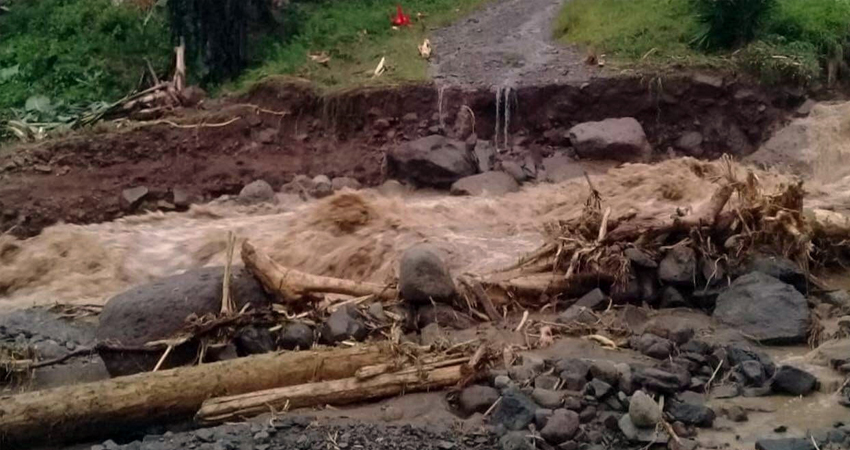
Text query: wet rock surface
399 244 457 305
713 272 810 344
387 135 476 188
569 118 651 162
95 266 270 376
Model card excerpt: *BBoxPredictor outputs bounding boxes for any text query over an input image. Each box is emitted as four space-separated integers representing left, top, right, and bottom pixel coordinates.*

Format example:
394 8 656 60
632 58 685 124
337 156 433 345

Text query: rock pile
454 325 823 450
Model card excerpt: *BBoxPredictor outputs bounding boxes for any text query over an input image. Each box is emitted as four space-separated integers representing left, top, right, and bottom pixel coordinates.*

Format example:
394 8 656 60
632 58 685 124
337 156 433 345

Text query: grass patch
0 0 171 112
555 0 850 86
225 0 489 94
554 0 699 61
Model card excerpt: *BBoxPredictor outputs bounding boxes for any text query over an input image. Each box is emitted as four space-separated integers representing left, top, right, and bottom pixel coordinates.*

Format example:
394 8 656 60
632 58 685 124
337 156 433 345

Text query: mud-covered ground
71 415 500 450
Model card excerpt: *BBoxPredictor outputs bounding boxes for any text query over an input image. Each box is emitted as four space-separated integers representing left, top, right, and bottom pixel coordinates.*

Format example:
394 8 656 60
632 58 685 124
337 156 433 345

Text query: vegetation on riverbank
555 0 850 86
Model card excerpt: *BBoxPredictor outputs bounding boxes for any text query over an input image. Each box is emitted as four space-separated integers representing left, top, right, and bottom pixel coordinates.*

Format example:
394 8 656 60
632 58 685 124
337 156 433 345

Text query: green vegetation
229 0 488 93
0 0 487 118
0 0 171 113
555 0 850 86
692 0 776 50
554 0 698 61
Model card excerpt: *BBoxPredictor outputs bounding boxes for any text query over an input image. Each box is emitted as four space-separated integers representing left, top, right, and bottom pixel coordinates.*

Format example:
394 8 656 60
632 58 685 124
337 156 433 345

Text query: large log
0 345 394 446
197 363 471 425
242 240 398 303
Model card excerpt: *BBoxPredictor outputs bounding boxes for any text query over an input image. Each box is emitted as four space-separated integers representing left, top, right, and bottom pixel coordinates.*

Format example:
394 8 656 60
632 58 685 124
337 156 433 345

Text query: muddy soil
0 76 802 239
61 414 500 450
429 0 596 88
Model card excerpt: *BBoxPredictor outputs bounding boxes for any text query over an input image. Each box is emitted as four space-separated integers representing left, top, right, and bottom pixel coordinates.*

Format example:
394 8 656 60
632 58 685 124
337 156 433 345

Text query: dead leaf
308 52 330 65
418 38 432 60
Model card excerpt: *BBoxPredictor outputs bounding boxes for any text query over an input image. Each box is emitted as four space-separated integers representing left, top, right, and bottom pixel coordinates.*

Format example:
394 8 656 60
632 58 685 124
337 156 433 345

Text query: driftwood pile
478 157 850 306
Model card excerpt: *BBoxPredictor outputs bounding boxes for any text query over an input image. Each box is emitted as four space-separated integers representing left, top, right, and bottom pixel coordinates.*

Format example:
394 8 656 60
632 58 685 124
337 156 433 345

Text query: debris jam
4 96 850 450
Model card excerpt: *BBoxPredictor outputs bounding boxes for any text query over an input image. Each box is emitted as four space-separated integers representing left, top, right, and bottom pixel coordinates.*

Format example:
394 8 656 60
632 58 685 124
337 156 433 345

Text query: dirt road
429 0 598 89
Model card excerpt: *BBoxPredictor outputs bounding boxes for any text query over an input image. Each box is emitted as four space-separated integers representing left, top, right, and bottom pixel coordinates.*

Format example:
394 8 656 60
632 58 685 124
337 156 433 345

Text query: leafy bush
692 0 777 50
767 0 850 55
737 38 820 86
0 0 171 112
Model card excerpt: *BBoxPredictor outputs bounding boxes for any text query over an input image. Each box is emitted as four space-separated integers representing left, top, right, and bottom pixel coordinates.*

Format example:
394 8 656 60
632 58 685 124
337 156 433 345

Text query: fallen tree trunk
242 240 398 303
197 363 472 424
0 345 395 446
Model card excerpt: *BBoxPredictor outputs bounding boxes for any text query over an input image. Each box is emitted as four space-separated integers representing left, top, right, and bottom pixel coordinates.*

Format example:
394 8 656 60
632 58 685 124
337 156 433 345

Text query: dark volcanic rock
279 323 314 350
96 267 270 377
386 135 476 188
234 326 275 355
559 289 608 323
665 400 715 427
713 273 810 344
568 118 651 162
492 388 538 431
557 358 590 391
540 409 580 444
630 334 674 359
744 255 807 294
771 365 818 396
659 246 697 286
320 305 368 344
633 366 689 394
739 360 767 386
399 244 457 305
458 385 500 415
726 345 776 378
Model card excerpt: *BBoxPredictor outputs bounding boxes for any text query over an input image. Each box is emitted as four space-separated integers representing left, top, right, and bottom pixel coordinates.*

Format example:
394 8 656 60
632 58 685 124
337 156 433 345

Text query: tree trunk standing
168 0 256 82
0 345 394 447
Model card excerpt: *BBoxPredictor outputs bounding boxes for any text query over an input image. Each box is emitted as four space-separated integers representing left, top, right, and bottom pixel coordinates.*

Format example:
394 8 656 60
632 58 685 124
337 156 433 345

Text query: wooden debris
242 240 397 303
197 362 475 424
0 345 396 446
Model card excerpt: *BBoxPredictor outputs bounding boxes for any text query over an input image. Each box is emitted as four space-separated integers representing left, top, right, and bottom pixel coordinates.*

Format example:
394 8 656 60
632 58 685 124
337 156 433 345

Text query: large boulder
399 244 457 305
96 267 271 376
743 255 807 294
568 118 651 162
386 135 476 188
713 272 810 345
450 172 520 196
238 180 276 204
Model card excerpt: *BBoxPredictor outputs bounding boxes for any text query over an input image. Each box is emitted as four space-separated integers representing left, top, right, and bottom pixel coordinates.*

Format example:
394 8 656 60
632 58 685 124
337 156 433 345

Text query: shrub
737 38 820 86
692 0 777 50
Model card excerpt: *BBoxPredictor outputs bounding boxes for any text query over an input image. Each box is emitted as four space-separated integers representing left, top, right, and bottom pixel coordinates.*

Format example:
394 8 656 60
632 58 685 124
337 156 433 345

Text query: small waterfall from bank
494 85 515 150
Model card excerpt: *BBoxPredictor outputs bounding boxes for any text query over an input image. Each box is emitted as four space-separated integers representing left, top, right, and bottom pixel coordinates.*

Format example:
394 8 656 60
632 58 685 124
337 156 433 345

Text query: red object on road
391 4 411 27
